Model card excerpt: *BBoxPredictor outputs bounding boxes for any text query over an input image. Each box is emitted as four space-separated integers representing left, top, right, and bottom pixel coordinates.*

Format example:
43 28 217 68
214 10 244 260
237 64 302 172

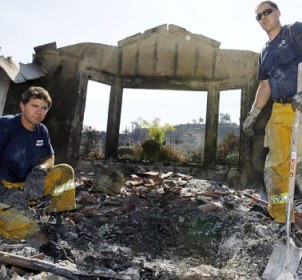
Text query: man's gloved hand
292 91 302 111
0 184 28 210
1 188 28 210
23 166 47 201
242 106 261 136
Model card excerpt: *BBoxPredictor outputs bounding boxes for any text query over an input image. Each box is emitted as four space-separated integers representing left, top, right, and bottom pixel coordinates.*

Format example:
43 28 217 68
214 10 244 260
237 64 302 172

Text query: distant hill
80 120 240 159
118 121 240 154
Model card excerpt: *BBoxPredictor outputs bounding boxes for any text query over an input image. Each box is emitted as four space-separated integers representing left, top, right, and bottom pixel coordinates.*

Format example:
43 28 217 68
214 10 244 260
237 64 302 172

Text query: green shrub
141 118 175 143
141 139 161 161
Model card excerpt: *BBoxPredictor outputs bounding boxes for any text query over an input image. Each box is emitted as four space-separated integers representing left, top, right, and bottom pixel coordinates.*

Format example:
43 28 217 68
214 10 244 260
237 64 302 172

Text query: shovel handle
285 63 302 236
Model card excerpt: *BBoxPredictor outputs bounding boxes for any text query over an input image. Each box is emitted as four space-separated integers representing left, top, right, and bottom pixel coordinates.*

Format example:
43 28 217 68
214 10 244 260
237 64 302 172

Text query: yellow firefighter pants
0 163 76 240
264 103 295 223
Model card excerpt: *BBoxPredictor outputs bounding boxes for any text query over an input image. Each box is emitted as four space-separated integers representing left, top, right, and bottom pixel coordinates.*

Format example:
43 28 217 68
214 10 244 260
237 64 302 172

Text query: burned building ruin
0 24 271 187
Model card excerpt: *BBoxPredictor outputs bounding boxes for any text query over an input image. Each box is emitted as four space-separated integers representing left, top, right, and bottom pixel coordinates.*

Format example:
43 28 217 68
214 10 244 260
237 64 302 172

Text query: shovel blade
262 240 302 280
263 245 286 280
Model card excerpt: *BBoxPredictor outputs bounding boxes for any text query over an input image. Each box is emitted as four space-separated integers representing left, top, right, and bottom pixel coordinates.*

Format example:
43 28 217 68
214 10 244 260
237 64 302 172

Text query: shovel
262 63 302 280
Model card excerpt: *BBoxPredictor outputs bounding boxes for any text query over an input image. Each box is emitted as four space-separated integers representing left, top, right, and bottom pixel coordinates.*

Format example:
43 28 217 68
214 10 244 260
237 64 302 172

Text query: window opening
121 89 207 163
80 80 110 159
216 89 241 165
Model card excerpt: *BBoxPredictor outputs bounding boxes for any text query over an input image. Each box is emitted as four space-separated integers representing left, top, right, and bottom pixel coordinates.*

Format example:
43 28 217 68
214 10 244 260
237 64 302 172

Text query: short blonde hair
256 1 279 11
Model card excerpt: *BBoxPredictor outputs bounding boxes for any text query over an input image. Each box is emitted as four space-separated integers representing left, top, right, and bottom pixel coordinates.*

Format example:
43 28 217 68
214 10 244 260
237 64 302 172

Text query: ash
0 161 300 280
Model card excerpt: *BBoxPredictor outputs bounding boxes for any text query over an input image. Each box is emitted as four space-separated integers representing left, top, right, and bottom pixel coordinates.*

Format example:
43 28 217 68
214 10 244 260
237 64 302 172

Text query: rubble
0 161 301 279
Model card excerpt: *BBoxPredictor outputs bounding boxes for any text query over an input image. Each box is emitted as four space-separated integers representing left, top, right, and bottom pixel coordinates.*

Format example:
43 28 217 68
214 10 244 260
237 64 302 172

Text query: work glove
23 166 47 201
242 106 261 136
292 91 302 111
0 185 28 210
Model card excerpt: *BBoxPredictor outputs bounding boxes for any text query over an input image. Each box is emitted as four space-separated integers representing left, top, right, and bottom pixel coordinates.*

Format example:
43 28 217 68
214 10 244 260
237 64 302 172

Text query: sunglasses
256 8 275 21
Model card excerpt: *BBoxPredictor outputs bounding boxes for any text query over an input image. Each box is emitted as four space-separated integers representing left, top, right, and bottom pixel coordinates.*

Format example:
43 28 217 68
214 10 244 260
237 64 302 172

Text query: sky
1 0 302 131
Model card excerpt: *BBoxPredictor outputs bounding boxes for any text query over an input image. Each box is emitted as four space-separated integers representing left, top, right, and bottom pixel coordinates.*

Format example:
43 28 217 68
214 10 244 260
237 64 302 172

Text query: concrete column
241 81 267 187
105 79 123 159
204 85 219 167
69 73 89 164
0 71 10 116
239 85 250 185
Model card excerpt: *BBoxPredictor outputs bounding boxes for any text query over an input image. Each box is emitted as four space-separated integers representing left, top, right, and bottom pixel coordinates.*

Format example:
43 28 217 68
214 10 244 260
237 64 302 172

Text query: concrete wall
2 24 268 187
0 70 10 116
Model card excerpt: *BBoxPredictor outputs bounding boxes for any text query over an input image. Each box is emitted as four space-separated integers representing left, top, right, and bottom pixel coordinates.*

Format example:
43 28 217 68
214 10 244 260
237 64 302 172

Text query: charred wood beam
0 250 133 280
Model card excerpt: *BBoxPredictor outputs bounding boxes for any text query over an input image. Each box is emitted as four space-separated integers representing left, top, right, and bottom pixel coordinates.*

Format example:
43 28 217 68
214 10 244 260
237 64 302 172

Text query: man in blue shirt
0 87 54 183
243 1 302 223
0 86 76 240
